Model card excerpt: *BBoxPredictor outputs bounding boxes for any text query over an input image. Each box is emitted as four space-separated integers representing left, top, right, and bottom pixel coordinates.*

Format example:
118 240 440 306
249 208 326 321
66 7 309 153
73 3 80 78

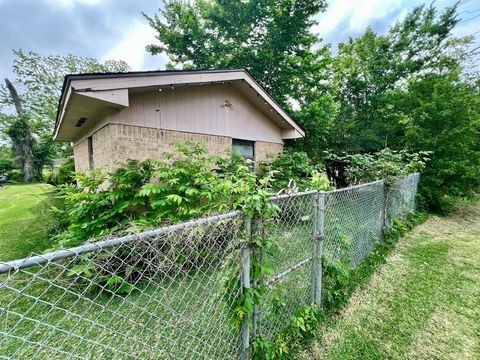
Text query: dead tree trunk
4 78 35 182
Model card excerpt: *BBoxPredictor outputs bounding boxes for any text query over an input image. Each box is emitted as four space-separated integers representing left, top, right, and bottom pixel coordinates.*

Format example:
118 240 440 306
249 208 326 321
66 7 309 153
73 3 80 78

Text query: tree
322 4 480 211
401 73 480 212
3 79 34 181
145 2 479 212
330 4 470 154
0 50 130 180
144 0 328 107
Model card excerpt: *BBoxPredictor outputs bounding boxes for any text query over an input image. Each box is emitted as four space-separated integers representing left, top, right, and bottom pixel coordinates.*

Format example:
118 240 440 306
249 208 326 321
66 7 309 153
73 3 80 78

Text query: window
232 139 255 162
87 136 94 169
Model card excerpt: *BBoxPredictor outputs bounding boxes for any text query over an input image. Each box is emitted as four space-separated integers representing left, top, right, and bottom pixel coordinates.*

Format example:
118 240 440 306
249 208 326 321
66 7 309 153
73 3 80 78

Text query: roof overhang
54 69 305 141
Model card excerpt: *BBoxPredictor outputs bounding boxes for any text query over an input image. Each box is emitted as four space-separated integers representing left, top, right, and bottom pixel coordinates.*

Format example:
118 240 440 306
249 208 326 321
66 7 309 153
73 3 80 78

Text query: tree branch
4 78 24 115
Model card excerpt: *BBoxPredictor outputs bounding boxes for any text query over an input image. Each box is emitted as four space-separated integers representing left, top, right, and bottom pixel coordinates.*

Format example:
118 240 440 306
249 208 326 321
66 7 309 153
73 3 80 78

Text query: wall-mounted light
158 88 163 92
223 100 232 108
170 84 175 90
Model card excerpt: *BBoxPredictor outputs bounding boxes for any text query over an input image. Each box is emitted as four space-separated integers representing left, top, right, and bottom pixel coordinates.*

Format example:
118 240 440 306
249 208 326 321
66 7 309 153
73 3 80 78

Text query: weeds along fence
0 173 420 359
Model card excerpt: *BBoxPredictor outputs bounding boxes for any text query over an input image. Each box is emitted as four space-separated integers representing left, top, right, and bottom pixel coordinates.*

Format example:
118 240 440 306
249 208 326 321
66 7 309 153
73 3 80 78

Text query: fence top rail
0 210 242 275
326 179 385 195
269 189 318 201
395 172 421 183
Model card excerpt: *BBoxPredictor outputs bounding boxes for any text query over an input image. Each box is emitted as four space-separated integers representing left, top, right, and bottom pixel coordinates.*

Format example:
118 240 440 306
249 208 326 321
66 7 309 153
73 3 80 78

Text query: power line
435 0 473 16
458 8 480 15
459 13 480 24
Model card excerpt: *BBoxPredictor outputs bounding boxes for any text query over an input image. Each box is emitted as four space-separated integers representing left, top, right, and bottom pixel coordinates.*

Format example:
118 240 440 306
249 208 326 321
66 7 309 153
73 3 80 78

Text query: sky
0 0 479 82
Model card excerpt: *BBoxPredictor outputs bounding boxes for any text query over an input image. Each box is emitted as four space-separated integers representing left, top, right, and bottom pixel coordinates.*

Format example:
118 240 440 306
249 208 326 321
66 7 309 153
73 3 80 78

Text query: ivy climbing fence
0 173 420 359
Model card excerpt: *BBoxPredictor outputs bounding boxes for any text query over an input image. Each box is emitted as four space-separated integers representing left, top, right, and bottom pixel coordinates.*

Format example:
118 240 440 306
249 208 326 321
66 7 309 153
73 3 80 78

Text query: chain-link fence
257 191 316 339
0 212 243 359
324 180 385 266
0 173 420 359
387 173 421 226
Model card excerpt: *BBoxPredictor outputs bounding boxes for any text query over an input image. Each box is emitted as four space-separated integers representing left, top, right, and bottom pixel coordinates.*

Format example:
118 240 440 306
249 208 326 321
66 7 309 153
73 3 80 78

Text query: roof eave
54 68 305 141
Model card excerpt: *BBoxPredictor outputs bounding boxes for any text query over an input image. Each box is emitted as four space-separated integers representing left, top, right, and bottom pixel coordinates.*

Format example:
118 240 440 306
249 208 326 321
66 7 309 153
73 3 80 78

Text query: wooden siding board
80 83 283 145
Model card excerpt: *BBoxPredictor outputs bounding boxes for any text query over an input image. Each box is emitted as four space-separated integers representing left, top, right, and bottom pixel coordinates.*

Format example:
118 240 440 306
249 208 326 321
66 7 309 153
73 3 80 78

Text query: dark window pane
232 139 254 160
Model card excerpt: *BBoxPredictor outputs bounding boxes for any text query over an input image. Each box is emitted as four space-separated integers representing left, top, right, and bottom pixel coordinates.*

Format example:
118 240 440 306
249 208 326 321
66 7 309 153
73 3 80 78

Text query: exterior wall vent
75 117 87 127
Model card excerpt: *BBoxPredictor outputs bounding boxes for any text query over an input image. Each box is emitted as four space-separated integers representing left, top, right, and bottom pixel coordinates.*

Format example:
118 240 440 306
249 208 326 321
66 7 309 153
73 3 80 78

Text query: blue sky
0 0 478 81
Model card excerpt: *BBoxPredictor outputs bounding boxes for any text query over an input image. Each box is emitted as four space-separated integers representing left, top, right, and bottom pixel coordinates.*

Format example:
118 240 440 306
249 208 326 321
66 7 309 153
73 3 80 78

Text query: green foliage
322 4 479 211
383 211 428 244
0 146 14 175
250 211 427 359
328 4 469 154
400 75 480 213
144 1 479 212
0 145 22 181
4 169 23 182
144 0 329 107
51 143 285 249
252 305 323 359
326 148 429 187
251 211 426 360
43 158 75 186
0 50 130 180
259 151 331 192
66 258 135 296
0 50 130 133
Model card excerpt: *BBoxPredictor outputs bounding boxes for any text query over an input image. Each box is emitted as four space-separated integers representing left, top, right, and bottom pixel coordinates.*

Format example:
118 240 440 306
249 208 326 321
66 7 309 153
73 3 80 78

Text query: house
54 69 305 172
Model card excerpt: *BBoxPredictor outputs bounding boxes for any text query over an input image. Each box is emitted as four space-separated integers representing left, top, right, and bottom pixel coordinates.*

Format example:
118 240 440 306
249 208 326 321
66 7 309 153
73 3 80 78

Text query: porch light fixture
223 100 232 108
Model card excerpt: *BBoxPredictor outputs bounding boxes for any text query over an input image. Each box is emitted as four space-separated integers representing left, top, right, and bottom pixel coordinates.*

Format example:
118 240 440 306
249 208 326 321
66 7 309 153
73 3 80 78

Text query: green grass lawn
0 183 57 262
300 198 480 360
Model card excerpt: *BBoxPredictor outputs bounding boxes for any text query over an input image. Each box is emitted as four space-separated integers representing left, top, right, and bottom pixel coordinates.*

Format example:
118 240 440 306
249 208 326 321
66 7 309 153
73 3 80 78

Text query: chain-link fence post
252 216 262 338
311 191 325 306
382 181 389 228
239 216 251 360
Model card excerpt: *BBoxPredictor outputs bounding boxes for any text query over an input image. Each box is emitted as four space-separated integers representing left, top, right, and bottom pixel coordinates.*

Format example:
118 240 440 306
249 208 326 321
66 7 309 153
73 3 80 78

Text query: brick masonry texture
73 138 89 173
73 124 284 172
255 141 284 164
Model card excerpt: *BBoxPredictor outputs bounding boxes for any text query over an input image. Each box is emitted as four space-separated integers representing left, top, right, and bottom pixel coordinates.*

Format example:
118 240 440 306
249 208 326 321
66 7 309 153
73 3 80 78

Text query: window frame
232 138 255 163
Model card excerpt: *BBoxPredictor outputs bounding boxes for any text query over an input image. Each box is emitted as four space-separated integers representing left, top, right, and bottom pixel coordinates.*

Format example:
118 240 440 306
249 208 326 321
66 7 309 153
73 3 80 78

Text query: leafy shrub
326 148 428 187
259 151 332 192
252 305 323 359
4 169 23 182
51 143 282 249
43 158 75 186
0 157 14 174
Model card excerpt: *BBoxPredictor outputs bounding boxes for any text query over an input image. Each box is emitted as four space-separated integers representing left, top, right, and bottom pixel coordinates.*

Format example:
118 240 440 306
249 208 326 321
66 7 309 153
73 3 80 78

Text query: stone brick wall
73 124 284 173
72 138 89 173
255 141 284 163
75 124 232 172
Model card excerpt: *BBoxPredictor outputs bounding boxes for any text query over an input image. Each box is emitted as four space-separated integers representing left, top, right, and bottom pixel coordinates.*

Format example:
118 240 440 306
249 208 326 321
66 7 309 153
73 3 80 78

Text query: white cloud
53 0 105 7
313 0 403 37
102 20 162 70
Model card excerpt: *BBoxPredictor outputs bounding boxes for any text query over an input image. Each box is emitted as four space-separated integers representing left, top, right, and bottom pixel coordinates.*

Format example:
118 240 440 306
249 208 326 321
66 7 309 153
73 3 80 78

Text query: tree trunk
4 78 35 182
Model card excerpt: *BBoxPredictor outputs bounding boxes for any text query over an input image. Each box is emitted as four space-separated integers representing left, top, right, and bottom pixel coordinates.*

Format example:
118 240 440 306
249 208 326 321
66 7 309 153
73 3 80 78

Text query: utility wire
458 13 480 24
